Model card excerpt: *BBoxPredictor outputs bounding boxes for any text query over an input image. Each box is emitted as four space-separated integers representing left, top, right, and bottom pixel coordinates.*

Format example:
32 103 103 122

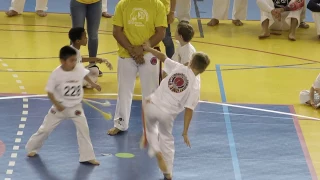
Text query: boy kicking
140 41 210 179
69 27 113 88
26 46 101 165
300 74 320 108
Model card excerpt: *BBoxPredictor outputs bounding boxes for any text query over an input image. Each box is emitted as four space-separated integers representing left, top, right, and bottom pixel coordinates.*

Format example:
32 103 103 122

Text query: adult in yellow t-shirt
108 0 167 136
70 0 103 76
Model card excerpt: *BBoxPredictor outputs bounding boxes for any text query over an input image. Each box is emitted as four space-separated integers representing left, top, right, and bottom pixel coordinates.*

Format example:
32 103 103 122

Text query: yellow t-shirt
160 0 170 15
76 0 100 4
113 0 168 58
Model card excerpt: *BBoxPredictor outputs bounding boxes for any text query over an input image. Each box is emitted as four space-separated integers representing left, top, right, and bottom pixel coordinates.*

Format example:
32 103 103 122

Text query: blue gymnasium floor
0 0 316 179
0 97 313 180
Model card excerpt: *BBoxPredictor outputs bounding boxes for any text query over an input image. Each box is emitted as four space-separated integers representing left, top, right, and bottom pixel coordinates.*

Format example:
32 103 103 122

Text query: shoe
86 64 103 77
180 20 189 24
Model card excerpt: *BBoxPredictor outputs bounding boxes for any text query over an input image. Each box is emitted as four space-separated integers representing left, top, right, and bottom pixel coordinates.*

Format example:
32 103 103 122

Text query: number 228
64 85 81 96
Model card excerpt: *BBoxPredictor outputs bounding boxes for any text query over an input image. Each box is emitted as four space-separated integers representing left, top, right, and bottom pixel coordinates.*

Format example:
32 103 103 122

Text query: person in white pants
102 0 112 18
307 0 320 38
299 2 310 28
256 0 304 41
6 0 48 17
207 0 248 26
25 46 100 165
176 0 191 22
107 0 167 136
140 42 210 180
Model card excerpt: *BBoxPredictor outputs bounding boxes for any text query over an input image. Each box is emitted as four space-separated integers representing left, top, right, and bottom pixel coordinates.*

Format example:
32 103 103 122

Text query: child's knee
88 67 99 77
38 126 51 134
299 90 310 104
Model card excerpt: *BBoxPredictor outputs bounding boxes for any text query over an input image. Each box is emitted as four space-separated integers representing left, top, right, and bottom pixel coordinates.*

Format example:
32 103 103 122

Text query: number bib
62 83 82 100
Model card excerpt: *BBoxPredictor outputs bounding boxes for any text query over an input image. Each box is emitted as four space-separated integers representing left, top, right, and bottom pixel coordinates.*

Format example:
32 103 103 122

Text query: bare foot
36 10 47 17
107 127 122 135
258 31 270 39
156 152 168 175
5 10 19 17
139 135 148 149
102 12 112 18
288 33 296 41
207 18 219 26
232 20 243 26
27 152 37 157
87 159 100 165
164 174 172 180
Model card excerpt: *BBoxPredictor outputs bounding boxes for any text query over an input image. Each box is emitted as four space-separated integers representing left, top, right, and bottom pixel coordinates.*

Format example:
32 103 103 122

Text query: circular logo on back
168 73 189 93
150 57 157 65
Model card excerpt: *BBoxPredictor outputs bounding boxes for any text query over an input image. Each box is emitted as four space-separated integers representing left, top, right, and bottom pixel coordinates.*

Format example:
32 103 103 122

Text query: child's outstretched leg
71 104 99 165
25 108 63 157
144 102 171 179
158 116 175 179
83 67 99 88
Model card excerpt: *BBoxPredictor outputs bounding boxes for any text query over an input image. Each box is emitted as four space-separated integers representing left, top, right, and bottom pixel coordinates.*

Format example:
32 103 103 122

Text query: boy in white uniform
163 22 196 79
300 74 320 108
26 46 101 165
172 22 196 66
68 27 113 88
141 42 210 180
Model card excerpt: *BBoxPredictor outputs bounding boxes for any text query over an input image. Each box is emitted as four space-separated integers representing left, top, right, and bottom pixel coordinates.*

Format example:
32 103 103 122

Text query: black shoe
86 64 103 77
180 20 189 24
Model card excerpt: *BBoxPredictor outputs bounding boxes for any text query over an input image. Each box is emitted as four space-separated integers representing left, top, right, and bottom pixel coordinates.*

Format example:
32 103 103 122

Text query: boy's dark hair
68 27 85 43
59 46 77 61
177 22 194 42
191 52 210 73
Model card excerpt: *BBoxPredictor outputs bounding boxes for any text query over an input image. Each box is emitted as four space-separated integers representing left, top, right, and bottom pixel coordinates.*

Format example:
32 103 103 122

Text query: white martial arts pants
25 104 96 162
144 101 175 175
259 1 302 31
312 13 320 35
212 0 248 20
9 0 48 14
102 0 107 13
176 0 191 22
114 53 160 131
301 2 307 22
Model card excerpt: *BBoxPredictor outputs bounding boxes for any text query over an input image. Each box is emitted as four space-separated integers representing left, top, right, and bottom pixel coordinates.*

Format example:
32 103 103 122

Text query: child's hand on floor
92 83 101 92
